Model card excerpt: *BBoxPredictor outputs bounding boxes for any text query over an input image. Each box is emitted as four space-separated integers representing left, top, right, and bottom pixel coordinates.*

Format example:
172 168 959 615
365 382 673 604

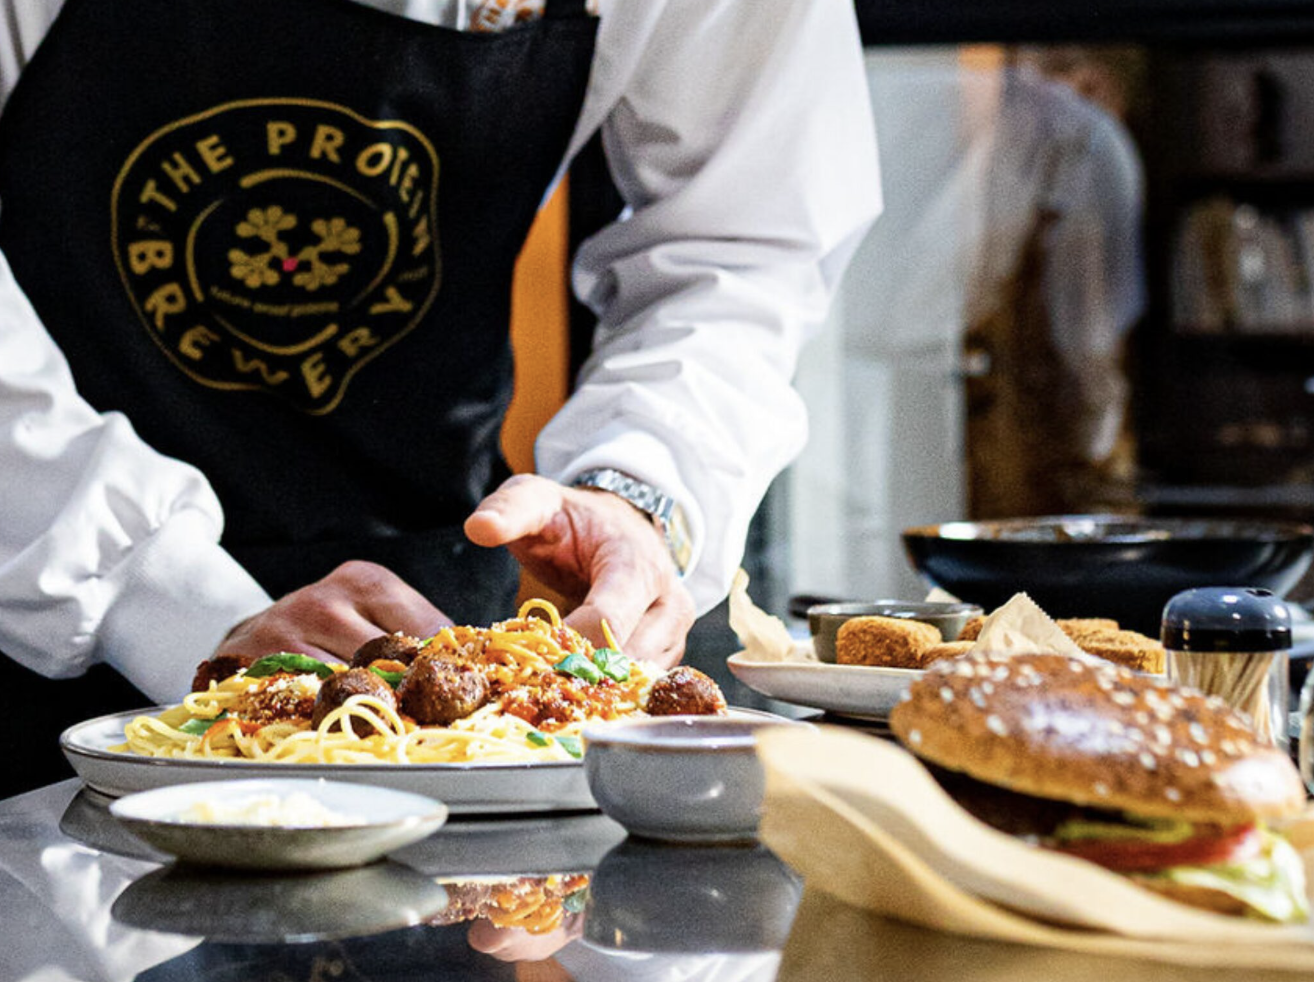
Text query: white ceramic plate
62 710 592 814
61 706 779 814
108 778 449 870
726 652 922 720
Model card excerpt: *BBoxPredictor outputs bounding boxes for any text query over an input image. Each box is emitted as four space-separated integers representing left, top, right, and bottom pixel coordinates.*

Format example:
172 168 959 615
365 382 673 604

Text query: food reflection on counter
890 650 1309 923
431 874 590 936
114 599 726 765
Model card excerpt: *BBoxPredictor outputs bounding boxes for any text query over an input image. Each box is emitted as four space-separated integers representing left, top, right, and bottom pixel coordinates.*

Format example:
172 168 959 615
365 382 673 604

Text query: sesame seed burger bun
888 651 1305 825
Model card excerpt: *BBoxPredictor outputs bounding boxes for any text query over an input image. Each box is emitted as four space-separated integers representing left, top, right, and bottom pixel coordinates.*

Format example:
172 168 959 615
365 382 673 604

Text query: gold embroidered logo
111 99 441 414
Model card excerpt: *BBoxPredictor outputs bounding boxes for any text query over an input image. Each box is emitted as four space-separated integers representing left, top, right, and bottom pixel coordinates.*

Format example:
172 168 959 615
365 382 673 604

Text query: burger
888 650 1309 923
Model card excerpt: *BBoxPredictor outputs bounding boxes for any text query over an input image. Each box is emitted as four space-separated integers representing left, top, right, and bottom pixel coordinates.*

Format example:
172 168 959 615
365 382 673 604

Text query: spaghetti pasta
116 599 709 765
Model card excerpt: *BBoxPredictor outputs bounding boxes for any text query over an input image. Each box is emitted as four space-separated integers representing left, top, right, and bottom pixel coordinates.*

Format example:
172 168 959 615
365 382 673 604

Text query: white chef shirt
0 0 881 700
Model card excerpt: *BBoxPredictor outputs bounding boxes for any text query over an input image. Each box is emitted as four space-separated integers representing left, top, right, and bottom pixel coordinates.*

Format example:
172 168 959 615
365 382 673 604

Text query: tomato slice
1052 823 1261 872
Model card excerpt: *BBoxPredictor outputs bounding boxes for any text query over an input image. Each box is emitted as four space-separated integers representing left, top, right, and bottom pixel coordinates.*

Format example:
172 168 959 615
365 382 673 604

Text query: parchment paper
969 592 1091 661
757 725 1314 971
727 569 816 663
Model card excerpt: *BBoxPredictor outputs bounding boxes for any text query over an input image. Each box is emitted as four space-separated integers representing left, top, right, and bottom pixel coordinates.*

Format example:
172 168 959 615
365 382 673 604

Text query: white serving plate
108 778 449 870
62 710 593 814
726 652 922 720
62 706 780 814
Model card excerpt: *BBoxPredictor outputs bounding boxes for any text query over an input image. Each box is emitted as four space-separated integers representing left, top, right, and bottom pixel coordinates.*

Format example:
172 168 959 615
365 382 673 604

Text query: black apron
0 0 597 793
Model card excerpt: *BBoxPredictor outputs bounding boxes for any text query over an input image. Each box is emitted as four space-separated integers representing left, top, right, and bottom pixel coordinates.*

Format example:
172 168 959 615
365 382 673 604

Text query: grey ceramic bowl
807 600 983 664
581 714 802 843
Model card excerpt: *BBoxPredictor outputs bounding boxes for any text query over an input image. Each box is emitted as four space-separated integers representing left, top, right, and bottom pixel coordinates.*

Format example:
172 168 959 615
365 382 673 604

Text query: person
962 48 1145 519
0 0 879 743
788 47 1144 602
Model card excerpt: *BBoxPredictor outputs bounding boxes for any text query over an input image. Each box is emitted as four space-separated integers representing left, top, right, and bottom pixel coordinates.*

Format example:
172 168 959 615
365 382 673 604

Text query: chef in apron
0 0 880 790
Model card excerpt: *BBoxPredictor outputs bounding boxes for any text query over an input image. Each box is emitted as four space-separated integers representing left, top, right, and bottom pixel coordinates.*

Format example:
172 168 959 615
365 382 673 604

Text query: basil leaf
245 653 336 679
178 713 226 735
555 652 602 685
369 666 405 688
592 647 630 682
526 729 551 748
556 735 583 759
563 886 589 914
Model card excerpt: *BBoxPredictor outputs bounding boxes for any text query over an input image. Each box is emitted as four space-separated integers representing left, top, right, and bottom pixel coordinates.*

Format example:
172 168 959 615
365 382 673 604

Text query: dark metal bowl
901 515 1314 636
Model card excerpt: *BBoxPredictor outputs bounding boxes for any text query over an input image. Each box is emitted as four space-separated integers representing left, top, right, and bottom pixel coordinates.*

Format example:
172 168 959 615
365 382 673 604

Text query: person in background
0 0 879 790
786 45 1144 604
964 45 1147 519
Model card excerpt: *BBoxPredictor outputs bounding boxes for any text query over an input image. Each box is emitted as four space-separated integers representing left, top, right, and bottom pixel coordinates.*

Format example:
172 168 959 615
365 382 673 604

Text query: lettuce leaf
1139 832 1310 924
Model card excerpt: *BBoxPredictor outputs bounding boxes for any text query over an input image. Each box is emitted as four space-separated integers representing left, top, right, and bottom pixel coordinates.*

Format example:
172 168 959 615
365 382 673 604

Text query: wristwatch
570 468 693 577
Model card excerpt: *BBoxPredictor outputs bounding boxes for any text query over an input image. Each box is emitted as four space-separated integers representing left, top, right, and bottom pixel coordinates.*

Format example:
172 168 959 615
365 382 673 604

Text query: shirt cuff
96 508 271 703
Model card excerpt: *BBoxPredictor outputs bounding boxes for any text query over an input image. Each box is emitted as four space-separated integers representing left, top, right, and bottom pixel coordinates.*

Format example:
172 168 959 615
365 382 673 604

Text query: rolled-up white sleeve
537 0 881 613
0 250 270 702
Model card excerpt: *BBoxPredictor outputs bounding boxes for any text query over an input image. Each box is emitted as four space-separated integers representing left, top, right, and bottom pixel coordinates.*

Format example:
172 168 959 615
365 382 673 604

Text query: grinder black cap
1161 586 1293 651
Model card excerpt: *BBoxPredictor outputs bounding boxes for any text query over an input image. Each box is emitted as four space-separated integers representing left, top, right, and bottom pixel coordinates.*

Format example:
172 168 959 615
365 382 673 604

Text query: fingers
464 474 562 548
466 918 579 962
468 472 697 667
566 578 695 669
617 589 696 669
214 561 451 663
330 560 454 638
565 578 648 652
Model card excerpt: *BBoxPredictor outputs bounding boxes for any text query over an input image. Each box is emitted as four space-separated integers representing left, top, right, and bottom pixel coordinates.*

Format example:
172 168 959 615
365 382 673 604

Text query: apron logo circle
111 98 442 414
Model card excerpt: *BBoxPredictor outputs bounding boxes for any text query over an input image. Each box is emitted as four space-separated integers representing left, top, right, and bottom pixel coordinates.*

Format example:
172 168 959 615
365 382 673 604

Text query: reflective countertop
6 771 1310 981
0 778 801 982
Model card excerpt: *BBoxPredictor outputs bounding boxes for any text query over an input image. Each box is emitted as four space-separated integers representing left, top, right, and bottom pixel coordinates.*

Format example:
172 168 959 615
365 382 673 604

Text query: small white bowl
581 714 801 843
109 778 449 870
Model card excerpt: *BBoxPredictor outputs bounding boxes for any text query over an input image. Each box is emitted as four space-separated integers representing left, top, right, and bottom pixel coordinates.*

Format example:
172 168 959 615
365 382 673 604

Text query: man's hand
213 560 453 664
464 474 695 668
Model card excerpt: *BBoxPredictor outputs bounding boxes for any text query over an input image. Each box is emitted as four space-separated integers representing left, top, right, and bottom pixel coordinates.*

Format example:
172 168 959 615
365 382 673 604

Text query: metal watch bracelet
569 468 693 577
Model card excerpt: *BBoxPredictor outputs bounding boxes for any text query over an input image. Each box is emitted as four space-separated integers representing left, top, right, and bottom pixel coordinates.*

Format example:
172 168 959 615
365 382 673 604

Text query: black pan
901 515 1314 636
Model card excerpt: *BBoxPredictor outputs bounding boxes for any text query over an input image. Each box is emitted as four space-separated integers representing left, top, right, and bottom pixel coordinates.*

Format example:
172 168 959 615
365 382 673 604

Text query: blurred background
505 0 1314 692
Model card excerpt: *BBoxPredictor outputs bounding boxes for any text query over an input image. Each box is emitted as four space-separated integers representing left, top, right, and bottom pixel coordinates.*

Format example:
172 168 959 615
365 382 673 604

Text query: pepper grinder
1161 587 1292 754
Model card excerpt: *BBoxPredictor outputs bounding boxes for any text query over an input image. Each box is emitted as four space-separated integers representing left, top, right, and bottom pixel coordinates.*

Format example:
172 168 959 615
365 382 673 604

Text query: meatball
398 654 490 726
191 652 259 692
645 666 727 716
311 668 399 735
350 632 426 669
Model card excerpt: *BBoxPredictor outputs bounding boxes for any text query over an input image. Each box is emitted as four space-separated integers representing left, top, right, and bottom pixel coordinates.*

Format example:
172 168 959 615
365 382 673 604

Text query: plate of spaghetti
61 599 746 814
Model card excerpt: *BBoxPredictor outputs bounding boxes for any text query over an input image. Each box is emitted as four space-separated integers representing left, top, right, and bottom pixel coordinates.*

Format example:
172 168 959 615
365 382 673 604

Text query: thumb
464 474 562 547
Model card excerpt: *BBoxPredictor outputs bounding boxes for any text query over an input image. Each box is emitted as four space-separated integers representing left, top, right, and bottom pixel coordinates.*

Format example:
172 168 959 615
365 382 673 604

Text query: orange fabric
503 180 571 475
503 180 573 610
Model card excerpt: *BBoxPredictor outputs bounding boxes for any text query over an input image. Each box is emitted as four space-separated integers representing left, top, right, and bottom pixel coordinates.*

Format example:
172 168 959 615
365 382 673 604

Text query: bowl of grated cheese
109 778 448 870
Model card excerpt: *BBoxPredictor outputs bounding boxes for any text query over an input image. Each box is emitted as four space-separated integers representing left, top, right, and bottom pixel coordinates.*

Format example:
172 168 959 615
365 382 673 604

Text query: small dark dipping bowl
902 515 1314 637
